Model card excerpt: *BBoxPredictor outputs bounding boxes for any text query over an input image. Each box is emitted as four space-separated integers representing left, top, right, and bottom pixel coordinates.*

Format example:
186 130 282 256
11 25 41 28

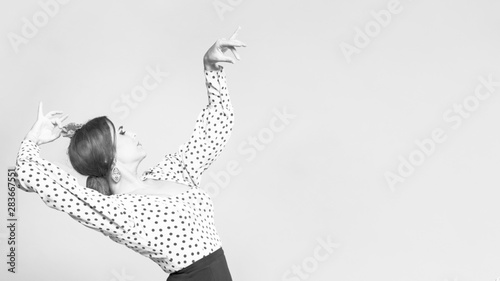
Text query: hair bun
86 176 112 195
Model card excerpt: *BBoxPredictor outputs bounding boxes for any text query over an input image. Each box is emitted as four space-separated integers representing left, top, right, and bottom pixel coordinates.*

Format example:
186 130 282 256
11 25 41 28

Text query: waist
169 247 225 276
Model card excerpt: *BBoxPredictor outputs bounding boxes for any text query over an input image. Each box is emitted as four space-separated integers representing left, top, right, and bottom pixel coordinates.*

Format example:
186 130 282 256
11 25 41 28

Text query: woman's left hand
203 26 246 71
25 102 68 145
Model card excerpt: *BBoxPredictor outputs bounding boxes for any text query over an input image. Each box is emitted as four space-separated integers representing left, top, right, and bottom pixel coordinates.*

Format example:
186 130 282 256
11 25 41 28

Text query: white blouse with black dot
15 67 234 274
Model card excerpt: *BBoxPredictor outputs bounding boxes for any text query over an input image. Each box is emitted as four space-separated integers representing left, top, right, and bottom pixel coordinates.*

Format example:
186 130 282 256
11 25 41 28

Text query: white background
1 0 500 280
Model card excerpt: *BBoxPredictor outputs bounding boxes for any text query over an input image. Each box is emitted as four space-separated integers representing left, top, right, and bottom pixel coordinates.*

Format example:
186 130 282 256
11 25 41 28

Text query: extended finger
229 26 241 40
60 114 69 122
220 39 246 48
54 115 69 128
229 47 240 60
46 111 64 117
38 102 44 119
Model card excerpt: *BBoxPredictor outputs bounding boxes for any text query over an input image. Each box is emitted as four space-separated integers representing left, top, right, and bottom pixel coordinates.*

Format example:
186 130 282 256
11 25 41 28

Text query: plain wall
1 0 500 280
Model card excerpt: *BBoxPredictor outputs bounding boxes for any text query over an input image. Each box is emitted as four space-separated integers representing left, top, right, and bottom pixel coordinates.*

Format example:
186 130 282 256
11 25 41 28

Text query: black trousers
167 248 233 281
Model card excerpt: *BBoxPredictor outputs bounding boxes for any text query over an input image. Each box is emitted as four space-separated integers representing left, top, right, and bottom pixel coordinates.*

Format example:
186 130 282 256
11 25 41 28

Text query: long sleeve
15 139 135 235
142 66 234 187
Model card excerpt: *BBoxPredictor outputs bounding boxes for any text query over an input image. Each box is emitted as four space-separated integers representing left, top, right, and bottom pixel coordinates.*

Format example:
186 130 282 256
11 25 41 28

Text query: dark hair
68 116 116 195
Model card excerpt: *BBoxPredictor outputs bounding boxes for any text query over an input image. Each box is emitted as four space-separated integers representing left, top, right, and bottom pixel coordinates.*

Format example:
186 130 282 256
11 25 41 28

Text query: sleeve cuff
205 65 224 76
21 138 40 153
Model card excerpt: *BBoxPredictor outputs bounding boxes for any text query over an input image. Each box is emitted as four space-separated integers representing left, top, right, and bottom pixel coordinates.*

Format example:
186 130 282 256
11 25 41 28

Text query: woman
15 27 246 281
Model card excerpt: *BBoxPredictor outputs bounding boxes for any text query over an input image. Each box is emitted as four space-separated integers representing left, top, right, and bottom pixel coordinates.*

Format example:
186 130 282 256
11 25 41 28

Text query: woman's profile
15 27 246 281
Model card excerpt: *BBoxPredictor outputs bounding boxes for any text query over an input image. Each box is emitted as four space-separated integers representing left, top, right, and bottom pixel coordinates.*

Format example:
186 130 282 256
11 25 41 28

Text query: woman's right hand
25 102 68 145
203 26 246 71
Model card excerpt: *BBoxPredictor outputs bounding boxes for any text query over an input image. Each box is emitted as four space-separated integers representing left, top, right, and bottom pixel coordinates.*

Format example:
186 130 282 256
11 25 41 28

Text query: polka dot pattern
15 67 234 274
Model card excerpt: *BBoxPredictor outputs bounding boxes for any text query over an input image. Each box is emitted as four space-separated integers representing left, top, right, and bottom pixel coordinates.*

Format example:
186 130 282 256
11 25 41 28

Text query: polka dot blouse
15 67 234 274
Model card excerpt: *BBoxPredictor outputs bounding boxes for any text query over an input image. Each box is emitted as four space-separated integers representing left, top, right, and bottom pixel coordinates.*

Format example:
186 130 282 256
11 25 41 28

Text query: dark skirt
167 248 233 281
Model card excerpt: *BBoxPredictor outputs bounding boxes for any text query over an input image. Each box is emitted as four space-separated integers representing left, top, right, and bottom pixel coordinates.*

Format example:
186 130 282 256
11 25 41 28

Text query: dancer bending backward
15 27 246 281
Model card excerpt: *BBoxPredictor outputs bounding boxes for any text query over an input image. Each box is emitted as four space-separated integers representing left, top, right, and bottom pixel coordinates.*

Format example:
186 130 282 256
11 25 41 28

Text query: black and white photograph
1 0 500 280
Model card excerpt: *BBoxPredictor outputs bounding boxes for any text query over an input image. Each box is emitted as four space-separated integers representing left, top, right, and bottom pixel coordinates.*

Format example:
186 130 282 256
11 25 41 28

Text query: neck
110 161 145 195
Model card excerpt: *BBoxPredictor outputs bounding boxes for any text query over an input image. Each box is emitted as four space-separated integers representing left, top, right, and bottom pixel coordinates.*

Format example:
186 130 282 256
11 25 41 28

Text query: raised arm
175 66 234 187
142 28 246 187
17 104 134 235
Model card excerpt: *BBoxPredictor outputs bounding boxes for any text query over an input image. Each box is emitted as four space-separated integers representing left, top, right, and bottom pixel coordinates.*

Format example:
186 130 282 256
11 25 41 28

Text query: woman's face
113 125 147 165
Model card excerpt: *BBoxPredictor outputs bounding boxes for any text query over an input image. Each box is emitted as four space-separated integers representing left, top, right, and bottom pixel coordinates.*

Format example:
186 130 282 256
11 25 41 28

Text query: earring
111 166 121 183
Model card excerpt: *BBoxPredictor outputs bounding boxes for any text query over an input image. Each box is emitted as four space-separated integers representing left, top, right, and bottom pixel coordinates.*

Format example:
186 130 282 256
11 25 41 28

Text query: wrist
204 64 220 72
203 59 220 72
24 132 40 145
